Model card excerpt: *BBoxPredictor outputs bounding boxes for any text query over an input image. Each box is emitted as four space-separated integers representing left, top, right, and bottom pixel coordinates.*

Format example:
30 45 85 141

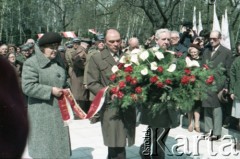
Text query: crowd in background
1 21 240 158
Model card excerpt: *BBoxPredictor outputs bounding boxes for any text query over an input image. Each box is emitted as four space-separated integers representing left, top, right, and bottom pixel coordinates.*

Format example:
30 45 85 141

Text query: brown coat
70 46 88 101
86 48 136 147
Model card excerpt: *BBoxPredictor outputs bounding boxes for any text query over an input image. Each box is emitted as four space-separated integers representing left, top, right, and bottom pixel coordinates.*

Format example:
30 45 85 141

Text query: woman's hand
230 94 235 100
51 87 63 97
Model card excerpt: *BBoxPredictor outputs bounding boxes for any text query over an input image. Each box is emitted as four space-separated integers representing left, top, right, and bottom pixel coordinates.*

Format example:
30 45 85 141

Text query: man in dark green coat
86 29 136 159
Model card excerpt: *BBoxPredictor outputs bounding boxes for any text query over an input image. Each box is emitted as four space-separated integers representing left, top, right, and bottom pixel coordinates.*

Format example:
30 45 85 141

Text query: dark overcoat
70 45 88 101
201 45 232 108
86 48 136 147
21 46 71 158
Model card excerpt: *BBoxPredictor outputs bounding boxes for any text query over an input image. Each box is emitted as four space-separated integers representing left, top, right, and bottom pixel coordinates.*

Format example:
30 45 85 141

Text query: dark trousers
107 147 126 159
139 126 170 159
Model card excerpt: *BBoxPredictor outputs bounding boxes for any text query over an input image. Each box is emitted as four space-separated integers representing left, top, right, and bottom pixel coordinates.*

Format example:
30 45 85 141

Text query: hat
72 38 80 43
96 34 104 41
217 90 229 103
58 46 65 52
26 43 34 48
21 45 30 51
189 43 201 51
81 38 92 45
38 32 62 47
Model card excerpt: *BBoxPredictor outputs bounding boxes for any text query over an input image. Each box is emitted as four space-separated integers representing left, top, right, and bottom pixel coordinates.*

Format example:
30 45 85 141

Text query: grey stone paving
22 117 240 159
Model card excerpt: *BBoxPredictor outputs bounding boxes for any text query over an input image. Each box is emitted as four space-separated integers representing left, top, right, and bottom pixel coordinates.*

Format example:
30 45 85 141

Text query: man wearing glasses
86 28 136 159
170 30 188 55
201 30 232 141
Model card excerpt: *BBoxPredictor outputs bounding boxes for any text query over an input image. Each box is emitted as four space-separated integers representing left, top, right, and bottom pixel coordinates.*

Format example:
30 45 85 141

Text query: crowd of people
1 21 240 158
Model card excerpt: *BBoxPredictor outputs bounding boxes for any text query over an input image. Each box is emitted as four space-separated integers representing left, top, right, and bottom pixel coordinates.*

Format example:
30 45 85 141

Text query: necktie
113 54 119 62
211 50 216 57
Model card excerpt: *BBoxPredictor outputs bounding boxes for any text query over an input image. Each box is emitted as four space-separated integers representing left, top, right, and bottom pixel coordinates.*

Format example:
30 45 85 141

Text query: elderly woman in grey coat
22 32 71 158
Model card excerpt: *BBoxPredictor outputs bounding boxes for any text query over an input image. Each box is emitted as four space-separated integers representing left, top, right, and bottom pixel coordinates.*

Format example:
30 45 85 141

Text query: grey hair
170 30 180 38
155 28 171 40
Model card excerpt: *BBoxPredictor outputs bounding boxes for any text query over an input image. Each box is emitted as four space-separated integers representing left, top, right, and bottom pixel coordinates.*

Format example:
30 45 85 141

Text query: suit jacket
86 48 136 147
201 45 232 107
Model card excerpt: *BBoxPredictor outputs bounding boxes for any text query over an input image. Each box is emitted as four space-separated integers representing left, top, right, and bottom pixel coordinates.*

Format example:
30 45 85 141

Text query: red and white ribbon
58 87 109 126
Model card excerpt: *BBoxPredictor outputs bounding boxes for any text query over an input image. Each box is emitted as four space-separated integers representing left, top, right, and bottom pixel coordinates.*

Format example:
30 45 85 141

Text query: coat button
57 73 61 78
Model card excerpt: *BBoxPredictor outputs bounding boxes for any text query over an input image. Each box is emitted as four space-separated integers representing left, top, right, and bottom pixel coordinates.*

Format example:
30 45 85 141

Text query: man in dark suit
139 28 180 159
86 29 136 159
170 30 188 55
201 30 232 141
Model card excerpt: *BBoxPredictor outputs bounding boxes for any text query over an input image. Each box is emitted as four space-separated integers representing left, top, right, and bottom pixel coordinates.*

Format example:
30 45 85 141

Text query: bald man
86 29 136 159
123 37 140 54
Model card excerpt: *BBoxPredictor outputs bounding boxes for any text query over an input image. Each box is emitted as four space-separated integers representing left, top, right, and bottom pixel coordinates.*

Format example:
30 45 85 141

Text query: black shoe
89 115 100 124
234 142 240 150
209 135 221 141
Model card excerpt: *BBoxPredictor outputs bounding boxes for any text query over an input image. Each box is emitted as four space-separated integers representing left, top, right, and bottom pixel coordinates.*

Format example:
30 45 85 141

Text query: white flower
119 56 127 63
152 47 159 51
124 63 132 67
150 62 158 70
141 68 148 75
185 57 200 67
139 51 149 61
130 54 139 65
167 64 176 72
111 65 119 73
155 51 164 60
130 48 142 54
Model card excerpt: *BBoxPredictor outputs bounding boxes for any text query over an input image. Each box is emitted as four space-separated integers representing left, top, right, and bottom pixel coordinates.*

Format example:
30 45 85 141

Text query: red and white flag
62 31 76 38
192 6 197 33
88 29 97 34
221 9 231 50
38 33 44 39
198 11 203 35
212 3 221 31
58 87 109 126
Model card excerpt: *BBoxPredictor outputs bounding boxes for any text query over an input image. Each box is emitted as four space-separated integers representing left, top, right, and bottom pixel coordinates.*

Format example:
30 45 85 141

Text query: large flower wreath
108 47 219 113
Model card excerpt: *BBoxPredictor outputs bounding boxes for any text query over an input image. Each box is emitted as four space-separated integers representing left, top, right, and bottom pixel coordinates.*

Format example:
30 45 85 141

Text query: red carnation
130 78 138 85
156 82 164 88
189 75 196 83
110 74 117 81
157 66 164 73
110 87 119 94
124 65 133 73
118 63 124 69
150 76 158 83
184 68 191 75
206 75 214 85
117 91 124 99
118 81 126 89
203 64 209 70
165 79 172 85
181 75 190 85
125 75 132 82
131 94 138 101
135 86 142 94
175 51 183 58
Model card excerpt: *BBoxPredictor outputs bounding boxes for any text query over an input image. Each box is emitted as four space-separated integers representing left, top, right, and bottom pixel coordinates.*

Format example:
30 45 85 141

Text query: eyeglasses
108 40 121 44
210 38 219 41
171 37 179 40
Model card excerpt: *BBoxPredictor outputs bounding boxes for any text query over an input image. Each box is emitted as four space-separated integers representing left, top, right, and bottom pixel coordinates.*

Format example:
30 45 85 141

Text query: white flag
198 11 203 35
212 3 221 31
221 9 231 50
192 6 197 33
